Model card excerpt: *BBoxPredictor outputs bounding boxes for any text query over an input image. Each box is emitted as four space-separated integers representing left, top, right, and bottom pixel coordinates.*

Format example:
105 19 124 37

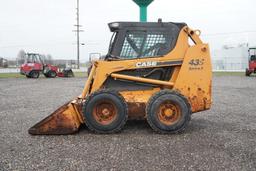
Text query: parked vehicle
29 20 212 135
0 57 8 68
20 53 74 78
245 48 256 76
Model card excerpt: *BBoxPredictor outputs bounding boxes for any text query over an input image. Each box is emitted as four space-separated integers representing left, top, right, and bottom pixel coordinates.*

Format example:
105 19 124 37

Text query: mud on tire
146 90 191 134
82 89 128 133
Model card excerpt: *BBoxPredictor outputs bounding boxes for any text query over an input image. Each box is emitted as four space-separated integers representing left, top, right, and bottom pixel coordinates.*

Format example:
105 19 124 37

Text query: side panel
103 67 174 91
120 88 160 119
249 61 256 71
174 44 212 113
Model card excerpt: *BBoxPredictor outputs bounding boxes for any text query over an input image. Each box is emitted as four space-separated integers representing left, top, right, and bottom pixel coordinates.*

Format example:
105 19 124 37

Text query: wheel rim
92 100 117 125
32 72 38 78
51 72 56 77
157 101 181 125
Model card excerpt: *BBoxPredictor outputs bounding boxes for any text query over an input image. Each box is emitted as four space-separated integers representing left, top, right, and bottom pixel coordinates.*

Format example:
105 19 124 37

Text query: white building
212 46 249 71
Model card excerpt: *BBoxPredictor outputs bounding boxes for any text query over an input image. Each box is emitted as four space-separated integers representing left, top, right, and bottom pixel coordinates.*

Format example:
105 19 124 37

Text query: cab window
251 55 256 61
120 31 169 59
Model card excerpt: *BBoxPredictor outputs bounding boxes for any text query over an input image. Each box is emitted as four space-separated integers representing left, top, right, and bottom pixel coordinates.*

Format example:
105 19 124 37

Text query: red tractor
20 53 74 78
246 48 256 76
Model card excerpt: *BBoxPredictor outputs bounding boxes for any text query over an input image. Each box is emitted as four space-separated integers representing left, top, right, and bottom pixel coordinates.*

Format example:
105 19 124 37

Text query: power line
202 30 256 37
0 42 100 48
0 42 74 48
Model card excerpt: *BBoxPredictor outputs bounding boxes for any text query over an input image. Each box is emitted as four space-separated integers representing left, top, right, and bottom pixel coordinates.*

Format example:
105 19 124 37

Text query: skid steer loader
29 20 212 135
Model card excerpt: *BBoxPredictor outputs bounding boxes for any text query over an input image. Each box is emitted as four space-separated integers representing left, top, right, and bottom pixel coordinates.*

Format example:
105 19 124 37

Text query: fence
212 62 247 72
0 67 88 73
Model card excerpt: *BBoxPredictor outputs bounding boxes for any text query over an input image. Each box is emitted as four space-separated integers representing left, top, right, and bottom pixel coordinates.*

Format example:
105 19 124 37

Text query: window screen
120 31 169 59
120 32 144 59
142 34 167 57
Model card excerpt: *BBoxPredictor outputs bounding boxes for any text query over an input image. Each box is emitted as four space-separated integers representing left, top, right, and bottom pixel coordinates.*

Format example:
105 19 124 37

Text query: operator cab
106 20 186 60
246 48 256 76
25 53 44 64
249 48 256 61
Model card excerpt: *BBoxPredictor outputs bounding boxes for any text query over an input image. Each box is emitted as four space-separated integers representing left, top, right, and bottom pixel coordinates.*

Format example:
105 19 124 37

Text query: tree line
16 49 53 65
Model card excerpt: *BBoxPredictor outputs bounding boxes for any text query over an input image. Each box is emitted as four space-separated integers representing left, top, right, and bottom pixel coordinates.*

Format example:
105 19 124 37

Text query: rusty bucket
28 100 84 135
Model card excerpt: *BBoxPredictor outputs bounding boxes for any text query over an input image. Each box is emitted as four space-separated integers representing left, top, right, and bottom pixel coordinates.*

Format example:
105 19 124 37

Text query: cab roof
108 21 187 32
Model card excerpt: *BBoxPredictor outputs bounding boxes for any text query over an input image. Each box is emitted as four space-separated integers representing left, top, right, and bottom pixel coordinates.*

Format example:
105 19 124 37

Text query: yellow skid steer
29 20 212 134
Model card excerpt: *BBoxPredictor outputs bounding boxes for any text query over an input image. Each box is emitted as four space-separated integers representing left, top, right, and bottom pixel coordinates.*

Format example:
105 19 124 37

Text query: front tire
47 71 57 78
82 90 128 133
49 71 57 78
66 69 74 77
245 68 251 76
146 90 191 134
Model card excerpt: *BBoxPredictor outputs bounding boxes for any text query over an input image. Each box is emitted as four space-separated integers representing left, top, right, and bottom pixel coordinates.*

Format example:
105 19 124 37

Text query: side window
120 31 169 59
120 31 145 59
251 55 256 61
34 55 41 63
249 49 256 61
141 33 168 57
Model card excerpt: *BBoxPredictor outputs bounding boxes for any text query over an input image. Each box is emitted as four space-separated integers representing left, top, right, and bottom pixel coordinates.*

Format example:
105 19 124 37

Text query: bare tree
16 49 26 65
46 54 53 64
40 54 46 64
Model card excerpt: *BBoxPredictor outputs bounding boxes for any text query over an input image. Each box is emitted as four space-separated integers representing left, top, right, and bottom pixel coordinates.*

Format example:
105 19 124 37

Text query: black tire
245 69 251 76
29 70 40 78
25 74 31 78
87 65 92 77
82 90 128 133
67 70 74 77
48 71 57 78
44 73 49 78
146 90 191 134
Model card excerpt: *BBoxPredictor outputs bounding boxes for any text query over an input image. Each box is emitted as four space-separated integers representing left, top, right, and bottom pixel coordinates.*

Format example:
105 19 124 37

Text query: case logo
136 61 157 68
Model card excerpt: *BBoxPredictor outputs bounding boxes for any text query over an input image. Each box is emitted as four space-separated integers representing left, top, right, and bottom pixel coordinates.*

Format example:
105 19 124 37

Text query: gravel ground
0 76 255 171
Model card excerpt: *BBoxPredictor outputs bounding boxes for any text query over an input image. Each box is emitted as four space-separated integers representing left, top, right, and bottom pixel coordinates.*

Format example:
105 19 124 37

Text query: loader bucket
29 63 95 135
28 100 83 135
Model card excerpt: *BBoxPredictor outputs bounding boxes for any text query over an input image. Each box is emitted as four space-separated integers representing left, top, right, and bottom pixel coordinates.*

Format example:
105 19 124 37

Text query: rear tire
29 71 40 78
146 90 191 134
25 74 31 78
82 90 128 133
245 68 251 76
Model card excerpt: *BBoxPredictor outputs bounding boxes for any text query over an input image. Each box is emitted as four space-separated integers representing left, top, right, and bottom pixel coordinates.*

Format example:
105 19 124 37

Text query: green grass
0 73 23 78
213 71 244 76
0 72 88 78
74 72 87 77
0 71 245 78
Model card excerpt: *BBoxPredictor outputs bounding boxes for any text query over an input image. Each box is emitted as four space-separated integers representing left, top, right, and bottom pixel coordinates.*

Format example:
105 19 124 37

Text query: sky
0 0 256 61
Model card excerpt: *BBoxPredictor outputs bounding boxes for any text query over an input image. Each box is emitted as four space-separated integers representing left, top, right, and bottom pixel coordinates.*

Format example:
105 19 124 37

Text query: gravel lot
0 76 255 171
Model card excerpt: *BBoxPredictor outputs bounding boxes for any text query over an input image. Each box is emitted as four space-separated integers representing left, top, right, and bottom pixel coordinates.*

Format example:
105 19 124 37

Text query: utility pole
73 0 83 69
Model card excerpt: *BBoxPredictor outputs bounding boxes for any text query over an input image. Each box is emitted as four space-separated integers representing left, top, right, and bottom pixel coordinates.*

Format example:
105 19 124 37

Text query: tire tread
146 89 191 134
82 89 128 134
